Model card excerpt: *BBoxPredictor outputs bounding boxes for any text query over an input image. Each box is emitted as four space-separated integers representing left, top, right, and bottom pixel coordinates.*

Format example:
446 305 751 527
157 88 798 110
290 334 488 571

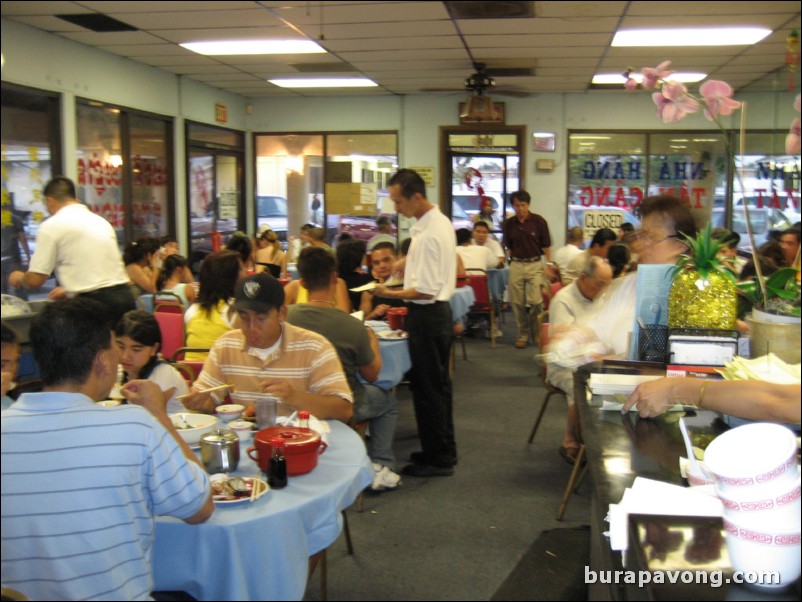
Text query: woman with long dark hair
184 250 244 359
157 254 196 309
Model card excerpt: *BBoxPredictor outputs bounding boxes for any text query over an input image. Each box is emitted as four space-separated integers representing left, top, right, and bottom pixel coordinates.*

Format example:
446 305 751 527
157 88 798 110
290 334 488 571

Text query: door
187 151 243 271
449 153 520 236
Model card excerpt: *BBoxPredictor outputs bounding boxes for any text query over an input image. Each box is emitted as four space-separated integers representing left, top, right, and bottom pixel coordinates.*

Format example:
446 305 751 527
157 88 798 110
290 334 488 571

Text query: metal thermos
200 428 240 474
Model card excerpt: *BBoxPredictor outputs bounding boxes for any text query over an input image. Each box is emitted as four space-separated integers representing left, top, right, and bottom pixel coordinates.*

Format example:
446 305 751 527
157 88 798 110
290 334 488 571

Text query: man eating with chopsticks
181 272 353 423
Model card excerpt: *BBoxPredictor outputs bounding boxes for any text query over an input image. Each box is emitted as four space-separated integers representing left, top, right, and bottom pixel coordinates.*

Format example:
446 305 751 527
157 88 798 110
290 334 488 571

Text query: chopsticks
176 383 234 400
250 477 261 502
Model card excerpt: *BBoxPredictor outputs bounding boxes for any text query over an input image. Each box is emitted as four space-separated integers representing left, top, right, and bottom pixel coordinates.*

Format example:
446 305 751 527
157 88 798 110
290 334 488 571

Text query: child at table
115 310 188 414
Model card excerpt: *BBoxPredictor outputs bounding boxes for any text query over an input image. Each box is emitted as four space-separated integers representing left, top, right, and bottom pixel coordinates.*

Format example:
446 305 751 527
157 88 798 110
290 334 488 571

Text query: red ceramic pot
247 426 327 476
387 307 408 331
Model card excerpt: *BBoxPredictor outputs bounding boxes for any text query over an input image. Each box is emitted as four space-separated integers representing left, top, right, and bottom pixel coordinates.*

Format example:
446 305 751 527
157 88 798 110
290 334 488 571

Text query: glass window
254 133 398 254
130 114 171 240
1 85 61 297
567 134 647 241
76 104 124 242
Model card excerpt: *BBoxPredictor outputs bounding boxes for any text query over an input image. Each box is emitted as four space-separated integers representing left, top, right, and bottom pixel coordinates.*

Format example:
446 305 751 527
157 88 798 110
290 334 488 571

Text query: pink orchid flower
699 80 741 121
786 118 801 155
652 81 699 123
624 76 639 92
641 61 674 91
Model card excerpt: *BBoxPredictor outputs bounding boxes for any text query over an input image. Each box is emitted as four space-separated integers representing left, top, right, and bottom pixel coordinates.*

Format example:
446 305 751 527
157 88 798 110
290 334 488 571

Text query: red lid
269 436 285 447
298 411 311 420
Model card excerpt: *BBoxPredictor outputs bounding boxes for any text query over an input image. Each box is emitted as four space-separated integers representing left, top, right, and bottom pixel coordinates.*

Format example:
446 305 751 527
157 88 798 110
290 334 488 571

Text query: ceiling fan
422 62 532 121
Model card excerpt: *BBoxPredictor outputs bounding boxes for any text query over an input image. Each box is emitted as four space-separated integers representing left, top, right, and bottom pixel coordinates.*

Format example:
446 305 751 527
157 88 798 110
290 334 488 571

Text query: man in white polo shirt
8 176 135 326
374 169 457 477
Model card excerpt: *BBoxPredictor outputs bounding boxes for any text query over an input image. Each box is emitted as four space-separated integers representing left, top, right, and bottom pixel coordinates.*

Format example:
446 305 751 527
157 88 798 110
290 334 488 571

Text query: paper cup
722 517 801 588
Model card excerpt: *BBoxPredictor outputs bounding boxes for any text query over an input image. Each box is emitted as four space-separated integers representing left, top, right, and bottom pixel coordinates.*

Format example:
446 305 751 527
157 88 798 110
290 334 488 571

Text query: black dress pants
78 283 137 327
406 301 456 467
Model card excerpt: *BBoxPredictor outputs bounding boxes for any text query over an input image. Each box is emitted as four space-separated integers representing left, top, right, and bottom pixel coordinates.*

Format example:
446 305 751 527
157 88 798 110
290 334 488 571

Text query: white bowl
704 423 797 493
215 404 245 423
97 399 121 407
723 516 801 587
718 471 801 529
228 420 254 442
170 413 218 445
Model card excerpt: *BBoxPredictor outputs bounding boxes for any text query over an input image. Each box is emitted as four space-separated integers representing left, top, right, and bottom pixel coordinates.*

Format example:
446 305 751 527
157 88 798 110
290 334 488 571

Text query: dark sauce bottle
267 436 288 489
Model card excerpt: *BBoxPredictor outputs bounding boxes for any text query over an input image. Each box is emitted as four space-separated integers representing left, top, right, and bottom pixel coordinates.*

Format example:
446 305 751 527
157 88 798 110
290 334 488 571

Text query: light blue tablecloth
486 267 509 303
153 421 372 601
364 321 411 389
450 286 476 322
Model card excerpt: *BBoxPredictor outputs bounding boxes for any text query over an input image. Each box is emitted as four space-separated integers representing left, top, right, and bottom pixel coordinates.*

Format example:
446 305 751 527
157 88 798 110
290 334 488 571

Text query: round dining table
152 420 372 601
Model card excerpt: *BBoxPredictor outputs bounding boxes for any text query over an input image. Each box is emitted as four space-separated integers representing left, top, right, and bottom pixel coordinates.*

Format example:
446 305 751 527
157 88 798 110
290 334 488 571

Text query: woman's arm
127 264 157 293
624 377 801 423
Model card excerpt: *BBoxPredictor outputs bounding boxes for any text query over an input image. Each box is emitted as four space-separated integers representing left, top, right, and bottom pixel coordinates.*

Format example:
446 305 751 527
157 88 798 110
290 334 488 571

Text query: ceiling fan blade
493 89 533 98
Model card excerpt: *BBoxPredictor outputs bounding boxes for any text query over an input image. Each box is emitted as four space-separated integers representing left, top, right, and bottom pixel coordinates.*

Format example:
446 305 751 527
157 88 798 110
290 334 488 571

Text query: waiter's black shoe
409 451 458 466
402 463 454 477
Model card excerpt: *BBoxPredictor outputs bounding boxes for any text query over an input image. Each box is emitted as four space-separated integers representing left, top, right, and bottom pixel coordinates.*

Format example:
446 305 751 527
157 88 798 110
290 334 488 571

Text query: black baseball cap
233 273 285 314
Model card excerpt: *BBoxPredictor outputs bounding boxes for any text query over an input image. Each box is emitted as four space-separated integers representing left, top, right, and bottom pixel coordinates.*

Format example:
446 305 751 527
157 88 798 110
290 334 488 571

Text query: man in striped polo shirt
1 298 213 600
182 272 353 423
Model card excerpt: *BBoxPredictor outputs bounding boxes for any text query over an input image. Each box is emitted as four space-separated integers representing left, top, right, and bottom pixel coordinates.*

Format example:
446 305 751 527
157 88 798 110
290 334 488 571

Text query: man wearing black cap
181 272 353 422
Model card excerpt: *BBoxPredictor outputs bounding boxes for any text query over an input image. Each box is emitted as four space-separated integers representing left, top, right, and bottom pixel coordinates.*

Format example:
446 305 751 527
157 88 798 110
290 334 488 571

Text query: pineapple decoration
668 223 738 329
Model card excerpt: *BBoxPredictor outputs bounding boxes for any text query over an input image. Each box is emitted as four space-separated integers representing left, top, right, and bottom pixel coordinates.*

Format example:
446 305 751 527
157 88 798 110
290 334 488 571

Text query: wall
3 18 797 247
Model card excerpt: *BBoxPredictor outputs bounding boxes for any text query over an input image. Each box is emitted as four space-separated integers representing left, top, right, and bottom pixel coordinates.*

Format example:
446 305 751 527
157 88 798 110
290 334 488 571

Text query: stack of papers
719 354 801 384
607 477 722 552
589 373 662 396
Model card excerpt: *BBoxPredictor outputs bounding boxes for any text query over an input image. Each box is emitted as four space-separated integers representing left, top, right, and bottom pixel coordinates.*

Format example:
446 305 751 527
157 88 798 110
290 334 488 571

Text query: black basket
638 324 669 363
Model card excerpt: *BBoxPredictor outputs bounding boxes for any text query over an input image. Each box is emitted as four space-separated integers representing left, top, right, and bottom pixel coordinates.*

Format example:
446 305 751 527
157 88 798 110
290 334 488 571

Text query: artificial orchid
641 61 674 91
699 80 741 121
652 81 700 123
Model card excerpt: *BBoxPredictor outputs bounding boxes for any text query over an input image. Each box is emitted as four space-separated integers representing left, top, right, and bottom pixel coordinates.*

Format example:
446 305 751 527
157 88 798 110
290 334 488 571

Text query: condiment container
200 427 240 474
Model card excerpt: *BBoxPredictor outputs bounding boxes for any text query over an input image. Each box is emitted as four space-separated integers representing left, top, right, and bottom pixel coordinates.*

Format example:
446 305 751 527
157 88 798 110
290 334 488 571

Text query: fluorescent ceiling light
269 78 378 88
612 28 770 47
592 72 706 85
181 40 325 55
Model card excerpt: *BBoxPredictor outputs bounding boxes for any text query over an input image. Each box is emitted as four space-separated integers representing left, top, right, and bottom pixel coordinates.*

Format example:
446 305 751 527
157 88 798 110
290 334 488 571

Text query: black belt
510 257 541 263
78 283 130 295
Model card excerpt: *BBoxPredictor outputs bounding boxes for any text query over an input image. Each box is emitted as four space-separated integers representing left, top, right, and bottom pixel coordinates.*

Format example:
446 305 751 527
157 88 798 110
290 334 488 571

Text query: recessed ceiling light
612 27 771 47
269 78 378 88
181 40 325 55
592 72 706 85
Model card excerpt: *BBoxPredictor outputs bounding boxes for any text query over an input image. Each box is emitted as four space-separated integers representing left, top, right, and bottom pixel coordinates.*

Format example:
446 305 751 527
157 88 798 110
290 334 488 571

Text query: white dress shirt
405 206 456 304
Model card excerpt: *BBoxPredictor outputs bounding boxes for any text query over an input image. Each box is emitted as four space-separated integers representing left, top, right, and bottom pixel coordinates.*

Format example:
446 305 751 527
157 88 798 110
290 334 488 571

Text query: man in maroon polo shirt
502 190 552 349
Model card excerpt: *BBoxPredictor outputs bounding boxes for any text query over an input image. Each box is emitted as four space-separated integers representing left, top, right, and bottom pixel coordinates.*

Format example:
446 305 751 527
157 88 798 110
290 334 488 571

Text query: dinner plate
211 476 269 504
588 373 660 396
377 330 408 340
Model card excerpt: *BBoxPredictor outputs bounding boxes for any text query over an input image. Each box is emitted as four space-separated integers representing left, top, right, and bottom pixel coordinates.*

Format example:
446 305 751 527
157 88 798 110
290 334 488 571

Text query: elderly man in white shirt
546 256 613 464
375 169 457 478
553 226 584 275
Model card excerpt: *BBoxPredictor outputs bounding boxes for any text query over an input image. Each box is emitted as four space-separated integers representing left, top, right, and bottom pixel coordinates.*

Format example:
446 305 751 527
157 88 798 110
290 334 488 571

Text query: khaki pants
509 260 544 341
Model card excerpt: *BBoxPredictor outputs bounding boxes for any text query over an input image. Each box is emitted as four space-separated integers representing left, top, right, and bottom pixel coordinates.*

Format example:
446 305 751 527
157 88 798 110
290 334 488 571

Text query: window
1 84 62 297
76 101 174 245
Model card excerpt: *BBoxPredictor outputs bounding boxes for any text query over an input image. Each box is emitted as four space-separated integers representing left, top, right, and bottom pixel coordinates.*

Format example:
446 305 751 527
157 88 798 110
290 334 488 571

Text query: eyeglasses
630 230 682 245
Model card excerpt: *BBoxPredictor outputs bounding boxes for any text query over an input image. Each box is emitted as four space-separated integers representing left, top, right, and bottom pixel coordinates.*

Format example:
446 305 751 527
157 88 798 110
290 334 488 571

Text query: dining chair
153 292 185 315
154 312 184 361
136 294 155 313
527 319 568 444
466 270 497 348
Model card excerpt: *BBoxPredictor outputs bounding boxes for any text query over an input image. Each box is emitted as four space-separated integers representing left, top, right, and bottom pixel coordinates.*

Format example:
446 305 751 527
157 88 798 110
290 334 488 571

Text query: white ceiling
2 1 800 98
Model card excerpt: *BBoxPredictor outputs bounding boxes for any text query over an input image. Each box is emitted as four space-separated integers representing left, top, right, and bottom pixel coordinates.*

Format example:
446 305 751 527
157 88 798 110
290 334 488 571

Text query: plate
588 373 660 396
211 476 269 504
377 330 408 340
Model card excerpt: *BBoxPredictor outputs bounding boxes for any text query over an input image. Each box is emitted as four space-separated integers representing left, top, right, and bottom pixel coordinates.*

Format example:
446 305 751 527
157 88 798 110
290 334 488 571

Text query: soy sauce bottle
298 411 310 429
267 436 288 489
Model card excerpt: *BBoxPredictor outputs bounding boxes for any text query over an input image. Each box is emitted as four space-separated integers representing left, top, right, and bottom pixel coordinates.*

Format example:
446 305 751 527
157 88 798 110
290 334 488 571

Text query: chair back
154 312 184 360
136 294 155 313
466 271 491 307
171 361 196 387
153 291 185 314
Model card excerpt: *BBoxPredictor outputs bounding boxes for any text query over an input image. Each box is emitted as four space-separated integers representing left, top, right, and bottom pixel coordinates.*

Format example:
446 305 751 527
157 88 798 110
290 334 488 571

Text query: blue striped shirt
1 392 210 601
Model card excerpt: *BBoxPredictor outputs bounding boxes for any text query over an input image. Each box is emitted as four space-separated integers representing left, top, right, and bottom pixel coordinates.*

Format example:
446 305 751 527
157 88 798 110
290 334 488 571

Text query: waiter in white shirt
8 176 135 326
374 169 457 478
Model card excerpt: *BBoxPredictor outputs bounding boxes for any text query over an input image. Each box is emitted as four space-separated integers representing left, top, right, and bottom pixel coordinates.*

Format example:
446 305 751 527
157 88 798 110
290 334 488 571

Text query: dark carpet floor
491 526 591 601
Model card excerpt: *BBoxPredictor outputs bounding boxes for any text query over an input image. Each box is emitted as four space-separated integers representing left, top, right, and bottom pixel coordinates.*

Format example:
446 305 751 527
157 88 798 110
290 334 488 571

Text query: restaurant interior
1 1 801 601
